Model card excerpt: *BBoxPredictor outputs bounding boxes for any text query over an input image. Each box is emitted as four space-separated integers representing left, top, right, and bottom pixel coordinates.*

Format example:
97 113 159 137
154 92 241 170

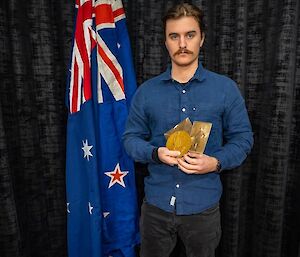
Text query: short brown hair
162 3 205 36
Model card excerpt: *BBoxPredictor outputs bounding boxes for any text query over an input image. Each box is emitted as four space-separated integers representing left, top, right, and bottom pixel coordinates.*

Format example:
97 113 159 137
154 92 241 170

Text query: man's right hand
157 147 180 166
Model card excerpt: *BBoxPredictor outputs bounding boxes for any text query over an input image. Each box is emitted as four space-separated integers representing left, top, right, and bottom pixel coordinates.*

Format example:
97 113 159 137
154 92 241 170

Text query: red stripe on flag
89 27 96 50
113 8 125 18
95 4 114 26
74 1 92 102
98 46 125 93
72 60 79 113
80 2 94 22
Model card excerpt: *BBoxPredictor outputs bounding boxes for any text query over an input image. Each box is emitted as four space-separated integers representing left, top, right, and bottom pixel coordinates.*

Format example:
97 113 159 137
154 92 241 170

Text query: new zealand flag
66 1 139 256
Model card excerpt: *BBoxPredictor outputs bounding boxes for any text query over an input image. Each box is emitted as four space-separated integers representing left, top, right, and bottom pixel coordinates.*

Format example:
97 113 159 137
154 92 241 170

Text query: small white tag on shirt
170 196 176 206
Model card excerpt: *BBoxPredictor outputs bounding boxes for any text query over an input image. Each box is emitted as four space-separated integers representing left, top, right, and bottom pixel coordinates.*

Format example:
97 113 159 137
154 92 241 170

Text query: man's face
165 16 204 68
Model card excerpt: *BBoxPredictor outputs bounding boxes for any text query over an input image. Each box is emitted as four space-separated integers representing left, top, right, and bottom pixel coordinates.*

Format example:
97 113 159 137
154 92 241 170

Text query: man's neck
171 62 199 84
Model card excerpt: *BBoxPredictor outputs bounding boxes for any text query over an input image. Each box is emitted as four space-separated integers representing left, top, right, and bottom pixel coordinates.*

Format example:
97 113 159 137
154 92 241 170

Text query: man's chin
173 60 197 67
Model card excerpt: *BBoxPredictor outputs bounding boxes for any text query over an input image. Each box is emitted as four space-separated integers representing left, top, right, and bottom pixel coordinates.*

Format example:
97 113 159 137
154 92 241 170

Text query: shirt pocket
191 104 223 153
191 103 222 124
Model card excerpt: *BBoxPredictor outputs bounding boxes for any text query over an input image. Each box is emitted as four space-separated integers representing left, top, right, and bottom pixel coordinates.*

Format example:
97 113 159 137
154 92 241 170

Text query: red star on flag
105 163 129 188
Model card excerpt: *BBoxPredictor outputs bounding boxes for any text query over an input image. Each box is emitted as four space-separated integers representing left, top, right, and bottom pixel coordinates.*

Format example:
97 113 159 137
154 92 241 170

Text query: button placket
179 84 189 120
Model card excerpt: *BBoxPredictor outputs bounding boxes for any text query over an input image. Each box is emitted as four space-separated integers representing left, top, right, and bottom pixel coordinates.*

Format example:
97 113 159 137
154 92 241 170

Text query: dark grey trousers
140 202 221 257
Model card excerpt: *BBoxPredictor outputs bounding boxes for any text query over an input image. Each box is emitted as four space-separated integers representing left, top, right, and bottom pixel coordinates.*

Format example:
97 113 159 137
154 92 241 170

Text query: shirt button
193 107 196 111
182 89 186 94
176 184 180 188
182 107 186 112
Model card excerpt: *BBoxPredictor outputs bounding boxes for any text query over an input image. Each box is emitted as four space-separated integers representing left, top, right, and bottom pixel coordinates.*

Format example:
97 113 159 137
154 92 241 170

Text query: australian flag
66 1 139 256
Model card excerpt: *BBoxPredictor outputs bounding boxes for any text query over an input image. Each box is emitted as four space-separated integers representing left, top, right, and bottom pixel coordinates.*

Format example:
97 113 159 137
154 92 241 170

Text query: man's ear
200 33 205 48
165 40 168 50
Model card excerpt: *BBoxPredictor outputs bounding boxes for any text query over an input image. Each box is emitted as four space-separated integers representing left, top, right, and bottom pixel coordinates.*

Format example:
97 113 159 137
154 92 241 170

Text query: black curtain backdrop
0 1 299 257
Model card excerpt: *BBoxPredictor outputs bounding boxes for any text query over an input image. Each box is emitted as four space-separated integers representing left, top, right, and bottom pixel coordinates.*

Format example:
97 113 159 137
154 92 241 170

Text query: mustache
174 48 193 56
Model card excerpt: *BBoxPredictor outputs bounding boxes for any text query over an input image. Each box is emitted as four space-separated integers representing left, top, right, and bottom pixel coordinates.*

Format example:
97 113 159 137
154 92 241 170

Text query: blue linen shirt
123 63 253 215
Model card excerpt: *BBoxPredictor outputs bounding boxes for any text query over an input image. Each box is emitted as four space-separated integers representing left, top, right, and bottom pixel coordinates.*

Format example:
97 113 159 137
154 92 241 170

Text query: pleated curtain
0 0 299 256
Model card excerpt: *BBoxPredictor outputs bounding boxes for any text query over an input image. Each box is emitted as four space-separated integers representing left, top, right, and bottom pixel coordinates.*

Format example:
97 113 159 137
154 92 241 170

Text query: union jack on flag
66 0 139 256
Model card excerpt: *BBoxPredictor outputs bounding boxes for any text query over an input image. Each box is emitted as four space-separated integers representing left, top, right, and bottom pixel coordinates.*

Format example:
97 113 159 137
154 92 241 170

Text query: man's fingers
178 158 197 170
182 154 198 165
187 151 203 158
177 161 198 174
158 147 181 166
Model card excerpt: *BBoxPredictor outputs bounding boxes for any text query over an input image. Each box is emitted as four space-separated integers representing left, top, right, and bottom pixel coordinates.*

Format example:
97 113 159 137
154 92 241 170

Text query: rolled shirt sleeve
122 86 156 164
211 81 254 171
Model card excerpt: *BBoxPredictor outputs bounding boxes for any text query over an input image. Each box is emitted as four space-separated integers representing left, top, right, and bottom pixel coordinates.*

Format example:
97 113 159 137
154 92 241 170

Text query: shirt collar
160 62 207 83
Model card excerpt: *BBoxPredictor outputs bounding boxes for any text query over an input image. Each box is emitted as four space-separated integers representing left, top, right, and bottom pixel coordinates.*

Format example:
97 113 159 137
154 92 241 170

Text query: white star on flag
88 202 94 215
82 139 93 161
105 163 129 188
103 212 110 218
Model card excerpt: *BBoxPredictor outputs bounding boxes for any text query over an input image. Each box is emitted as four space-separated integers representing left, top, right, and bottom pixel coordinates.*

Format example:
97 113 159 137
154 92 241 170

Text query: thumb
167 149 181 157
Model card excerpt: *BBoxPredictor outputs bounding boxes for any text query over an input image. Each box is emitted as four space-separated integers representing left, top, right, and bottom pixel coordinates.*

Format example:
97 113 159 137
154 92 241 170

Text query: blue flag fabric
66 1 139 256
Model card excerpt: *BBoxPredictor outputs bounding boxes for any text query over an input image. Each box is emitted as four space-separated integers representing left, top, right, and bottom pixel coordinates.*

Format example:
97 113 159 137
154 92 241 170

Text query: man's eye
170 35 178 40
187 33 194 39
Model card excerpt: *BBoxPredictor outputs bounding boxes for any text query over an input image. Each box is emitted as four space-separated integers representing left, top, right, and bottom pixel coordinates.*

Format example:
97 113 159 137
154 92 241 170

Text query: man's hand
157 147 181 166
177 151 218 174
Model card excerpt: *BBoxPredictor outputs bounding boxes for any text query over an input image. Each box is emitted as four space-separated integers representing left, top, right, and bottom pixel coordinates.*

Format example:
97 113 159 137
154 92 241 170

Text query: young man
123 3 253 257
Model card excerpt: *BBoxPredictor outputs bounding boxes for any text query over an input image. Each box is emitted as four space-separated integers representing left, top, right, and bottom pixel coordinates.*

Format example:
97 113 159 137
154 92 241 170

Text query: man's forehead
167 30 197 36
165 16 200 32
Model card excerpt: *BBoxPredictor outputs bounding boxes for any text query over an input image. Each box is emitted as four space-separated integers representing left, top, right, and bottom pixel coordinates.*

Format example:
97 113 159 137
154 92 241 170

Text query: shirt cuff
215 158 222 173
152 147 163 164
211 152 225 172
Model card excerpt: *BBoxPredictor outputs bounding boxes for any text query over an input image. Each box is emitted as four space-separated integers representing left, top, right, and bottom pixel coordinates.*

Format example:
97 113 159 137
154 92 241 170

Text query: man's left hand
177 151 218 174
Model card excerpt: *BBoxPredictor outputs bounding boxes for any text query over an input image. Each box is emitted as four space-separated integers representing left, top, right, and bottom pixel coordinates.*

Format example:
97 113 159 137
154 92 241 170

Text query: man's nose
179 36 187 48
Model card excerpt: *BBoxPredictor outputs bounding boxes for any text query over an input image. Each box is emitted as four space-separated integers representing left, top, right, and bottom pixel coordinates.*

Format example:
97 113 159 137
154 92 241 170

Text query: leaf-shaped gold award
189 121 212 154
